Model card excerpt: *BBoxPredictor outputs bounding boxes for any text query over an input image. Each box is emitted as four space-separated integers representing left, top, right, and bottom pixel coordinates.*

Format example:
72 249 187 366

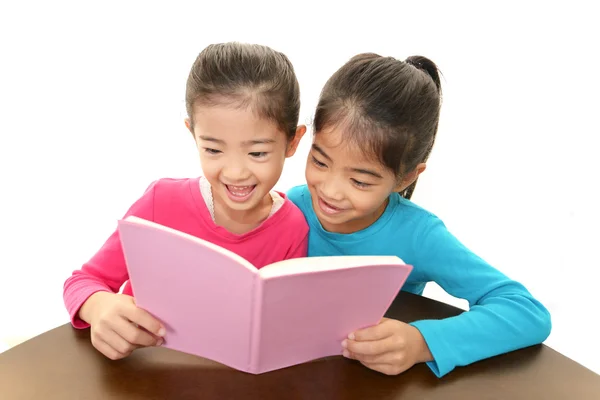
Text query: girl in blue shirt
287 53 551 377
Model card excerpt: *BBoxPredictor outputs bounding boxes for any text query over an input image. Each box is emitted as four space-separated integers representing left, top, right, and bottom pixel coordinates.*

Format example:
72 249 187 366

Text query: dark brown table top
2 291 599 399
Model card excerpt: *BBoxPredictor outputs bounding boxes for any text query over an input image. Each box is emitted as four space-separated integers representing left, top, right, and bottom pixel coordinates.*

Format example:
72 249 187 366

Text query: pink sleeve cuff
64 281 112 329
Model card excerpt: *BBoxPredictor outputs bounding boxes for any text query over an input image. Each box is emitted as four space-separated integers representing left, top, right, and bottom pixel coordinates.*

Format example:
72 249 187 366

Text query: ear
285 125 307 157
184 118 195 139
394 163 427 192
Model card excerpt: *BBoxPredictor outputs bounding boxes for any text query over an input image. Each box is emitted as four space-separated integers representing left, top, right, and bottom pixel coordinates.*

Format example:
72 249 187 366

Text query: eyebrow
312 144 383 179
351 167 383 179
198 135 224 144
242 138 276 145
198 136 276 146
312 144 332 161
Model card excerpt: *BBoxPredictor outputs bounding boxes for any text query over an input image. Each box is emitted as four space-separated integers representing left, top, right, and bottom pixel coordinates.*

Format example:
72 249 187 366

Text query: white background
1 1 599 373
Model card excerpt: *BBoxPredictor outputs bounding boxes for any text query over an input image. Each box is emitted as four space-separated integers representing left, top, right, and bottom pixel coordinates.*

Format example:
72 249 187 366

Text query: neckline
189 177 290 242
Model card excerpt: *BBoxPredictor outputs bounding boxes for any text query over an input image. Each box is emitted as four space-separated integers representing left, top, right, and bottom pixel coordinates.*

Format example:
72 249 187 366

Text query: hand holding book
79 291 165 360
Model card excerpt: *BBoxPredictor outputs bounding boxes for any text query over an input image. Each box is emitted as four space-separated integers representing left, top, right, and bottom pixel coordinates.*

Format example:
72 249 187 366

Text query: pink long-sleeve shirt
63 177 309 328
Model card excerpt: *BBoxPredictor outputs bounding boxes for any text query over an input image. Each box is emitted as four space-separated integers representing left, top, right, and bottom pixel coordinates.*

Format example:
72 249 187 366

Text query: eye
351 178 372 188
203 148 221 155
249 151 268 158
311 155 327 168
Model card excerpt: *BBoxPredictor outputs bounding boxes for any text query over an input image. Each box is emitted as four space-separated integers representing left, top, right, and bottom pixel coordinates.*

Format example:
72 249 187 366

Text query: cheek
304 164 320 186
350 191 388 212
198 155 221 176
255 159 285 182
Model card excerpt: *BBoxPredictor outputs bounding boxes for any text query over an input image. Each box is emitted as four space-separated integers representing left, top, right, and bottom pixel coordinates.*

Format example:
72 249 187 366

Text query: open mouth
318 197 344 215
225 184 256 202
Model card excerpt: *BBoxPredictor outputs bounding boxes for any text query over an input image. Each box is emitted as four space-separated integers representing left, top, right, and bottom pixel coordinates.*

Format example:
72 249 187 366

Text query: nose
221 157 251 183
320 175 344 202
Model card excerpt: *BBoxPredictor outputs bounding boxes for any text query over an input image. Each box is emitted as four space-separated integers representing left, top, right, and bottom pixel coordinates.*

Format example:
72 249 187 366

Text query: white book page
259 255 406 279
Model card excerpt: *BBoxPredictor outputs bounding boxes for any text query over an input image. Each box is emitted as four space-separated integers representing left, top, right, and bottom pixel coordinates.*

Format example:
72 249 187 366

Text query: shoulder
286 184 309 204
149 177 198 194
381 195 457 257
285 185 311 213
261 192 309 246
391 196 469 261
387 194 444 231
142 177 200 202
134 177 202 221
277 193 309 233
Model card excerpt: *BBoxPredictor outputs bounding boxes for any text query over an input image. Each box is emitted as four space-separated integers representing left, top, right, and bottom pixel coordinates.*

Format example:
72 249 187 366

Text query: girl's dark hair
314 53 442 199
185 42 300 140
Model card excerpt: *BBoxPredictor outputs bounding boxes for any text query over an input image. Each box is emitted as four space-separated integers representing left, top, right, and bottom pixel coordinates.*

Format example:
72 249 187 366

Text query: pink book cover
117 216 413 374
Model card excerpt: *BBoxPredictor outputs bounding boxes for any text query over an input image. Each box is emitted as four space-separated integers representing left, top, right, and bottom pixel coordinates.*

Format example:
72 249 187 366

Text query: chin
223 198 262 212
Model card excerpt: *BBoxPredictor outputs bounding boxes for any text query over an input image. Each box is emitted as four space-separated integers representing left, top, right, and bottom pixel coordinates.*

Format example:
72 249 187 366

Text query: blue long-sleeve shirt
287 184 551 377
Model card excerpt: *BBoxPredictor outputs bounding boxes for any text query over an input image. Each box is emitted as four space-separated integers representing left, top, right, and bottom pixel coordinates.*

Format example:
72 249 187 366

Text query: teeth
229 185 252 191
227 185 254 197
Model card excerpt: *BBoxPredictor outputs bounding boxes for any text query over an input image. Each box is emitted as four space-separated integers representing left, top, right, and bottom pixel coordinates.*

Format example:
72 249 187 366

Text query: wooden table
2 292 599 399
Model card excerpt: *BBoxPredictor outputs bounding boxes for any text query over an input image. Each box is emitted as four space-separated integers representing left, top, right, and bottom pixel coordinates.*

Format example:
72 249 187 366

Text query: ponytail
400 56 442 200
400 181 417 200
405 55 442 94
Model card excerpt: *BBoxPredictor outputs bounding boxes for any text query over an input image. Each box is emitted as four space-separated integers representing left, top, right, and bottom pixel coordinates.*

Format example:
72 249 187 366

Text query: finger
343 350 398 374
114 317 162 347
101 328 137 356
345 335 395 356
359 361 404 376
342 349 355 360
350 319 395 342
93 337 129 360
348 349 398 365
123 303 165 337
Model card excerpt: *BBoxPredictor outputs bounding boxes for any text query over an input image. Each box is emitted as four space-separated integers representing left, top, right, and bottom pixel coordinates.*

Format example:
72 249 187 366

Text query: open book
117 216 413 374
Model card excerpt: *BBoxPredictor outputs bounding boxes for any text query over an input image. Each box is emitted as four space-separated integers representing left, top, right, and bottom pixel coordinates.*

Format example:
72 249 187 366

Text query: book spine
248 274 263 374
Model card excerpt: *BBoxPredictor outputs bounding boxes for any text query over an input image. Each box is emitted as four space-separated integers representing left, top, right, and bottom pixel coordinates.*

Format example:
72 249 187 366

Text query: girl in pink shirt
63 42 309 361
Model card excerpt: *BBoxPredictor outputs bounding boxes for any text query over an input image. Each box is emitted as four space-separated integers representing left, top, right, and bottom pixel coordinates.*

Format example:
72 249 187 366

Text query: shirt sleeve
62 181 158 328
409 216 552 377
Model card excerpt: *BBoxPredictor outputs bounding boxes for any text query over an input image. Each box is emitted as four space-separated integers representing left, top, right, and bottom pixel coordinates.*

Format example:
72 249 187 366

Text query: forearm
63 271 115 328
411 218 552 376
411 289 551 377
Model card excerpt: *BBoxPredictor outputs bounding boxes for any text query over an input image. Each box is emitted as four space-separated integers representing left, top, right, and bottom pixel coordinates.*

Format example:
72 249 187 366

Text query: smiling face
188 103 304 225
304 126 404 234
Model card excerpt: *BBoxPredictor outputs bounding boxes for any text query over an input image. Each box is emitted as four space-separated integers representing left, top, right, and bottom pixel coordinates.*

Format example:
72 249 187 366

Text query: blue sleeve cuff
410 319 453 378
